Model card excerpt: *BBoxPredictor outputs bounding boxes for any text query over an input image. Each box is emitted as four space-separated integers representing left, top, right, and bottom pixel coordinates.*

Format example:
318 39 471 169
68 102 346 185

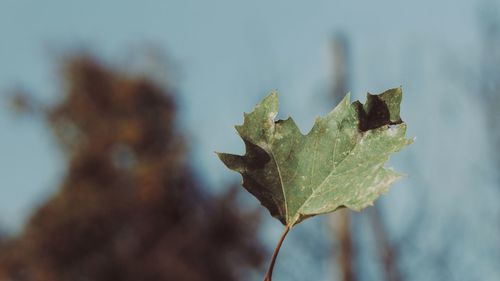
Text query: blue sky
1 1 499 279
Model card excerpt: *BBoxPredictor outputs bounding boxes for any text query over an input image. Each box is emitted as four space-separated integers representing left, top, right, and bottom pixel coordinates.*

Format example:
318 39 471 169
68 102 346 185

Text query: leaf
217 88 412 227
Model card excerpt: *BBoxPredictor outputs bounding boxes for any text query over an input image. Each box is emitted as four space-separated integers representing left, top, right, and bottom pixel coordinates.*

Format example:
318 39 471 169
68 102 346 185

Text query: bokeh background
1 1 500 280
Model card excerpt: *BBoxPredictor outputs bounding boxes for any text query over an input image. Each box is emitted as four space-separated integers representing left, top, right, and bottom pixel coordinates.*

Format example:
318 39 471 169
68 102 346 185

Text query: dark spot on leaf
243 139 270 169
354 95 402 132
242 176 286 225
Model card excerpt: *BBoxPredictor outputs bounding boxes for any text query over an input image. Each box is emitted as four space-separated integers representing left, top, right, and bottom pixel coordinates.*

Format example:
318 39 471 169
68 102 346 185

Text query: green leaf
217 88 412 227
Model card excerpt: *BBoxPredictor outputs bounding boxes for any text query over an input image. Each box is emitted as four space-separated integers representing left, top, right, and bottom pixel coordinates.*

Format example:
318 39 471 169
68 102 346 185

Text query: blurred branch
6 88 47 117
369 206 403 281
335 210 357 281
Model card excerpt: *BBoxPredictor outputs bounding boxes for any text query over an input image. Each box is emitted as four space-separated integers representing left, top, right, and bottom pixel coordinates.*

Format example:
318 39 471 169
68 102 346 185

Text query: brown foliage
0 55 262 281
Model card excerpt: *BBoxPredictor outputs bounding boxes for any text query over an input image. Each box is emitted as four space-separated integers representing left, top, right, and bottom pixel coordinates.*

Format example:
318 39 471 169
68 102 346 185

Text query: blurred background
1 1 499 280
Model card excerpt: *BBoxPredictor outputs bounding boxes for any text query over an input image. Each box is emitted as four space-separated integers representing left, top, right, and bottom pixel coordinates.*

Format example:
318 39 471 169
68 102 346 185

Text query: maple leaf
218 87 411 226
217 88 412 280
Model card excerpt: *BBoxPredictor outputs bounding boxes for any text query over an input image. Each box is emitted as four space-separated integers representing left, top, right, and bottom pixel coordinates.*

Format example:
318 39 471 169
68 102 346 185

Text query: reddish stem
263 225 291 281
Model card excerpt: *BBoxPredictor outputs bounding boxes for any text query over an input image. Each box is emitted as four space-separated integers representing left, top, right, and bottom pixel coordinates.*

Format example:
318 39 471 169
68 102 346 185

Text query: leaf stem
263 225 291 281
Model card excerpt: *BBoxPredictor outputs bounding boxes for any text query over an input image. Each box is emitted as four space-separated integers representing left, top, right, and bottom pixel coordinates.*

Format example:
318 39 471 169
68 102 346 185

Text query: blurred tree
0 228 5 245
330 33 350 106
0 54 262 281
328 33 404 281
328 33 358 281
479 1 500 184
477 1 500 270
368 207 403 281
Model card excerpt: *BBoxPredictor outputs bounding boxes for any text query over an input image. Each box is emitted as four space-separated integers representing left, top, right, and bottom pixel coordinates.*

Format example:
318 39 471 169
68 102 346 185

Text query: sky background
1 1 499 280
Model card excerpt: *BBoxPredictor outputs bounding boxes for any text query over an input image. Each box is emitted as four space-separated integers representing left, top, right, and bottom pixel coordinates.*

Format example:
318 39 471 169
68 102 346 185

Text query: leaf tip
343 92 351 102
269 90 279 98
216 152 245 173
262 90 279 106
